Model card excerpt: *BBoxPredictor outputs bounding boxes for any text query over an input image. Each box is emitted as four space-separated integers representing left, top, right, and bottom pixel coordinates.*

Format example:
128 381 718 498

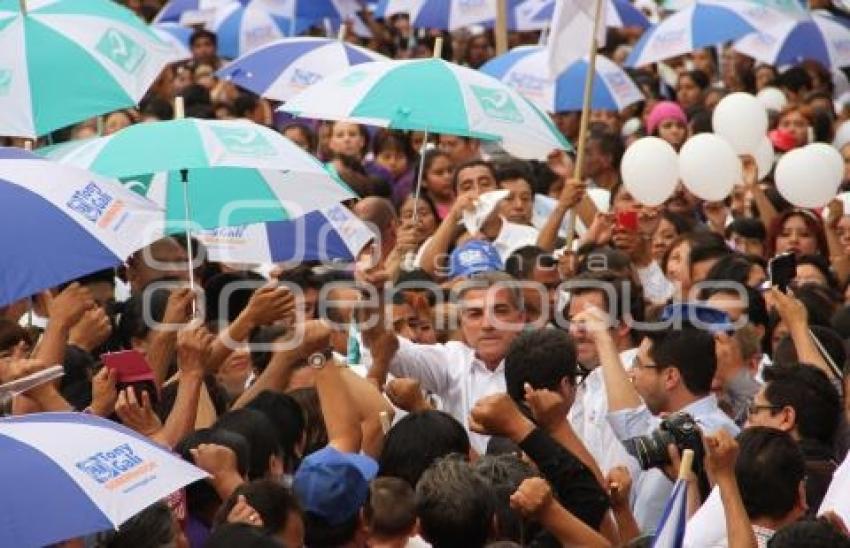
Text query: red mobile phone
101 350 158 404
616 210 639 232
102 350 154 384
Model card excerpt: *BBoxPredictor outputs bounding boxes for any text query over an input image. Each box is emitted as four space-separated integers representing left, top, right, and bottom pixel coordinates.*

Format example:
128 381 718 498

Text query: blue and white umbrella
523 0 650 29
208 0 362 58
375 0 505 30
734 10 850 69
0 412 207 547
151 22 193 61
481 45 643 112
209 0 293 59
217 36 388 101
626 0 790 67
197 202 374 263
0 148 163 308
153 0 231 25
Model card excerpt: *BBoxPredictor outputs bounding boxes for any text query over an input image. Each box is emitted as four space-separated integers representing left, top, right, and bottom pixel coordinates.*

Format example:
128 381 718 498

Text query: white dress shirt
607 395 740 532
387 337 507 453
568 360 642 480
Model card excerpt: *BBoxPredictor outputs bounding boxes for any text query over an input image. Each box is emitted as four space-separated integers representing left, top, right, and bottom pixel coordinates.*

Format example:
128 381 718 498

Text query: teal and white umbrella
281 57 571 160
0 0 180 138
41 118 355 230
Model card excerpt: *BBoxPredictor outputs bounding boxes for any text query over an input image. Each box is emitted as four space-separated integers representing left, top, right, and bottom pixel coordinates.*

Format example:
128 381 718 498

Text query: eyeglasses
631 355 658 370
747 403 782 416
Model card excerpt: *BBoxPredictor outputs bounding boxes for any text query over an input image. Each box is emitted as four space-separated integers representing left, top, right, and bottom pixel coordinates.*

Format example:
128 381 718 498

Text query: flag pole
564 0 605 250
495 0 509 55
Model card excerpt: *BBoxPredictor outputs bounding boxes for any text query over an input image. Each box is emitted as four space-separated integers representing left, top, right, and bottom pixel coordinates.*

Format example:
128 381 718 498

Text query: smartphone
616 210 639 232
768 252 797 293
102 350 158 404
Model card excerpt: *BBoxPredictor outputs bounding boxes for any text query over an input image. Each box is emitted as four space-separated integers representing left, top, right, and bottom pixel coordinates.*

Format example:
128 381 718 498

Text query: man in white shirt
576 302 740 531
362 271 525 453
564 272 643 479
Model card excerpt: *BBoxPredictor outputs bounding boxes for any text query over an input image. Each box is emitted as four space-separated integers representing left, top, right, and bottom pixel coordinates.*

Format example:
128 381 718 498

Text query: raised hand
176 326 215 376
469 393 533 441
68 307 112 352
115 386 162 437
47 283 95 329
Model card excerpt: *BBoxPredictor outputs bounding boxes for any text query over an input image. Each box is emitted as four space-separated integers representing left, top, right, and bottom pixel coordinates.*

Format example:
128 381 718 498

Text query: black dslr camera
622 412 705 471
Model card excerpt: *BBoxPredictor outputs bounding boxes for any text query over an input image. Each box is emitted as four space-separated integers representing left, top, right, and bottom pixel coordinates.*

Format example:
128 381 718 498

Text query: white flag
546 0 607 76
819 450 850 525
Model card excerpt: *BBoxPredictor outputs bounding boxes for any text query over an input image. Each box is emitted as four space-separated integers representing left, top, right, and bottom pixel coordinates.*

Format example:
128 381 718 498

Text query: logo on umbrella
211 126 277 157
471 85 524 123
290 67 323 88
96 28 147 74
76 443 157 492
0 69 11 97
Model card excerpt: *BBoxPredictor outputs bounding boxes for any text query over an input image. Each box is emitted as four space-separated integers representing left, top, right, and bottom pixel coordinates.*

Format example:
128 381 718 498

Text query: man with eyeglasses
745 363 841 510
574 302 740 531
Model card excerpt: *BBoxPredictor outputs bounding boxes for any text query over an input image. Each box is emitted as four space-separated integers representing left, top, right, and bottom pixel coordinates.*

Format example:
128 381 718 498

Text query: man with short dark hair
189 29 219 68
685 427 808 547
438 134 480 165
746 363 841 509
504 246 561 327
416 456 495 548
582 131 624 191
579 303 739 530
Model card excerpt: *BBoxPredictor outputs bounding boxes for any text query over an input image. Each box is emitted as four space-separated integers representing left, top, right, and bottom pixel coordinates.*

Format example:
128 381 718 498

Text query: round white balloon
775 147 840 208
678 133 741 201
712 92 769 155
755 87 787 112
753 136 775 181
620 137 679 206
805 143 843 187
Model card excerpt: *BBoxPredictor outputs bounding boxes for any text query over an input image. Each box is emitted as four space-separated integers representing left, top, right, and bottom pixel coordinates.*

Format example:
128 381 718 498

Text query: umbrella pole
564 0 605 251
180 169 198 315
18 0 25 15
403 39 443 271
403 127 429 272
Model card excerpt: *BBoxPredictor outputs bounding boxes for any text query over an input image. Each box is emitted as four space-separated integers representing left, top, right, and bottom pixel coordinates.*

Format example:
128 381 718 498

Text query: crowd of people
4 0 850 547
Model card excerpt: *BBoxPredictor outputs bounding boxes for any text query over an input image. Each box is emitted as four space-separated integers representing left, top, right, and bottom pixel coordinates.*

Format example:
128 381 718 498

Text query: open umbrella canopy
481 45 643 113
217 36 388 102
525 0 650 29
0 0 178 138
0 412 207 547
281 57 570 160
734 10 850 69
0 147 164 307
375 0 504 30
197 202 374 264
39 119 355 230
626 0 790 67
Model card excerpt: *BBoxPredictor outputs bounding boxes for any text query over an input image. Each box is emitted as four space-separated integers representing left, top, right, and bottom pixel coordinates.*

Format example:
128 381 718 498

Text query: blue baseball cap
293 446 378 525
449 240 503 279
660 302 735 334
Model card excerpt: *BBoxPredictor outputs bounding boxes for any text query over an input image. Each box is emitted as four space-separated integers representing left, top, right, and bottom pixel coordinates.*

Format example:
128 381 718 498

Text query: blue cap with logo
449 240 503 279
293 446 378 525
659 302 735 333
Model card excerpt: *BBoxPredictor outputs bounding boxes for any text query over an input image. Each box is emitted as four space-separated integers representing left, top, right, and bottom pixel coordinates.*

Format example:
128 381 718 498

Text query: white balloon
678 133 741 201
712 92 769 155
805 143 844 188
620 137 679 206
755 87 787 112
775 147 841 208
753 136 775 181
